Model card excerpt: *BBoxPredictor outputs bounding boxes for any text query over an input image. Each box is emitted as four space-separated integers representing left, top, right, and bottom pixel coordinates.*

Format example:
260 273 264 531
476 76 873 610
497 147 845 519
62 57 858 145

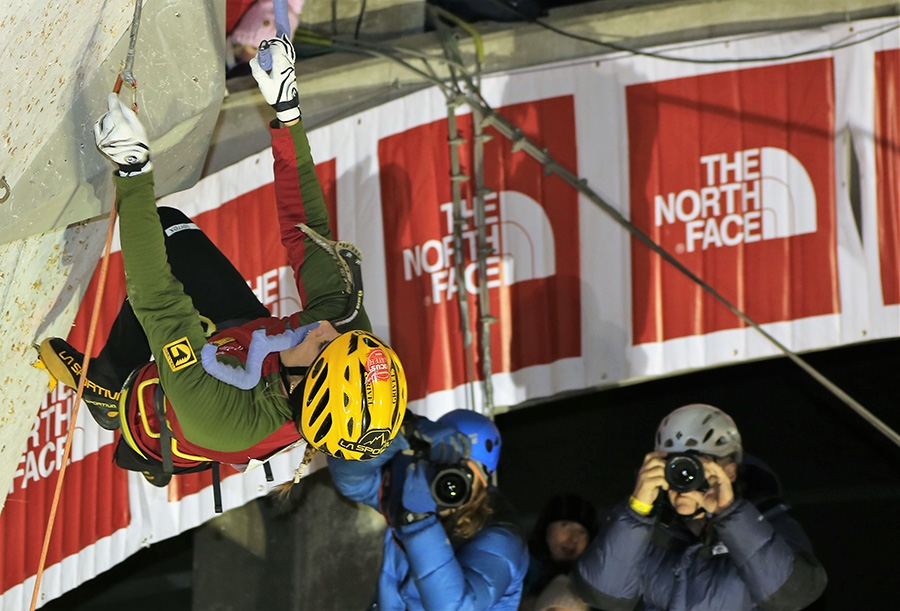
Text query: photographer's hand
628 452 669 515
410 417 472 464
402 460 438 516
698 459 735 514
632 451 668 508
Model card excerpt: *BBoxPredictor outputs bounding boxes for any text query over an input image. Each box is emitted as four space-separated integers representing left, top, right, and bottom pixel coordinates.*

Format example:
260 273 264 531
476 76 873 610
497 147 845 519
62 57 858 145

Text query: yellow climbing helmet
292 330 407 460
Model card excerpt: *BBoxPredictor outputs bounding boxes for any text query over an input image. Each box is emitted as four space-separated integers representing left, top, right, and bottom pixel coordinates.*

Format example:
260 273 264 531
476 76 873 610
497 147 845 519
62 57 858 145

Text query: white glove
93 93 152 177
249 35 301 123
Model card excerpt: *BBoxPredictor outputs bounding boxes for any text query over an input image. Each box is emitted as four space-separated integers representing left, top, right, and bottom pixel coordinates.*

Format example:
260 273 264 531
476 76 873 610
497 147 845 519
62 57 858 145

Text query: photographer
573 404 826 611
328 409 529 610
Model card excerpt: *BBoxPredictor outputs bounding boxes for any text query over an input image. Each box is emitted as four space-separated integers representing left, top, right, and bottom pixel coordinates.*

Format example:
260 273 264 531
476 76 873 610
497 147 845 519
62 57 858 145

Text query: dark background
497 337 900 608
45 338 900 609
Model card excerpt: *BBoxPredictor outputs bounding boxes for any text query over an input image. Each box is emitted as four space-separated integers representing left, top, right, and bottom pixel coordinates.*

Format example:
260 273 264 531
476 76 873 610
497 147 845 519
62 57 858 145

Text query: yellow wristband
628 495 654 516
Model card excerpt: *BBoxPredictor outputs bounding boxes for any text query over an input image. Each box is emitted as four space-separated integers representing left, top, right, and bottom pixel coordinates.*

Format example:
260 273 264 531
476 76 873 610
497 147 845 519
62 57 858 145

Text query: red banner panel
876 49 900 305
379 96 581 400
627 59 839 344
0 386 130 593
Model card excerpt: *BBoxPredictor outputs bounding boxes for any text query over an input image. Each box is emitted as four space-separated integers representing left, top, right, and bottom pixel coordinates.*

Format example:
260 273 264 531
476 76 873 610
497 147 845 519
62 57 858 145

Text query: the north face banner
4 18 899 609
627 59 838 344
378 96 581 401
0 388 129 598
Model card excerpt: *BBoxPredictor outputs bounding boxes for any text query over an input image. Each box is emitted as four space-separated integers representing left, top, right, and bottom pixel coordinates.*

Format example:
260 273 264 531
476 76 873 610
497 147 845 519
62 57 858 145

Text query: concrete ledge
210 0 899 174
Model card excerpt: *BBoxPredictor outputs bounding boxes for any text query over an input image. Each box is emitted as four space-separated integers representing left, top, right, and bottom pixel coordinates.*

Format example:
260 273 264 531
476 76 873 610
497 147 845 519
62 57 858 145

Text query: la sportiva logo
655 147 817 253
338 428 391 458
163 337 197 372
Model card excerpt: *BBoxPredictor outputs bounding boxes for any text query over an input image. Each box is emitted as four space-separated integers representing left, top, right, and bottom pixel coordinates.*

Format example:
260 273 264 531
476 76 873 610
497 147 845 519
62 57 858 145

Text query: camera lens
665 454 708 493
431 467 472 509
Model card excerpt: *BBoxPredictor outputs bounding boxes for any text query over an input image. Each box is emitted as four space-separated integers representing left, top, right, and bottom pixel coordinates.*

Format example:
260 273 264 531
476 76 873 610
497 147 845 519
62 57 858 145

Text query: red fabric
272 125 309 304
226 0 258 34
627 59 838 343
123 362 301 467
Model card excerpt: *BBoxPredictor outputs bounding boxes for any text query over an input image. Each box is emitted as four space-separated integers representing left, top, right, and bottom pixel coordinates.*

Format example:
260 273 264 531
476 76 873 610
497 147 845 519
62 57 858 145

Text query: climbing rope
29 1 144 608
113 0 142 109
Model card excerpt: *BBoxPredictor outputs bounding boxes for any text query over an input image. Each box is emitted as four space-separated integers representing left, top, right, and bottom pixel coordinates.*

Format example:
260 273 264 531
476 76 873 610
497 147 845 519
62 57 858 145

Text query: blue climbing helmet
437 409 502 474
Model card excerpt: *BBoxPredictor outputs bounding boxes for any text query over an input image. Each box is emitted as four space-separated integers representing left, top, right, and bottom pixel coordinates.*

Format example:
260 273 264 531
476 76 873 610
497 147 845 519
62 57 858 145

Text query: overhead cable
314 11 900 450
483 0 900 65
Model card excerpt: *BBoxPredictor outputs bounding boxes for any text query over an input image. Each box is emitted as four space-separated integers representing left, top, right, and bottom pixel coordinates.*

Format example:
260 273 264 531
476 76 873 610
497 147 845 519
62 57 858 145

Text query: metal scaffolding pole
470 103 497 416
438 22 497 418
445 94 477 411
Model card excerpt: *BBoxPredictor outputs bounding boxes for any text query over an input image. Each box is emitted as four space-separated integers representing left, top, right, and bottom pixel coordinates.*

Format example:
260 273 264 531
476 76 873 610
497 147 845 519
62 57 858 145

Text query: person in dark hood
573 404 827 611
522 493 598 609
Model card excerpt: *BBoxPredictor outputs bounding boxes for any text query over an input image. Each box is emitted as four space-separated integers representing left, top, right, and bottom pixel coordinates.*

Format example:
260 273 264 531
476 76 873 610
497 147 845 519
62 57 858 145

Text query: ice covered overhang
0 0 226 246
0 0 224 507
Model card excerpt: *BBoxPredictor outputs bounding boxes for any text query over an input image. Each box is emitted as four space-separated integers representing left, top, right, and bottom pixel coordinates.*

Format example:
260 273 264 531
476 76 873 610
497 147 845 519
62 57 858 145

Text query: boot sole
39 338 121 431
39 339 80 389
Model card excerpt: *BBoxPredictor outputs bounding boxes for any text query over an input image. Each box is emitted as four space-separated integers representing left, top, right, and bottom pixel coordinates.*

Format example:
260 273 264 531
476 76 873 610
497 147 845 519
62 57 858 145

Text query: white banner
3 16 897 608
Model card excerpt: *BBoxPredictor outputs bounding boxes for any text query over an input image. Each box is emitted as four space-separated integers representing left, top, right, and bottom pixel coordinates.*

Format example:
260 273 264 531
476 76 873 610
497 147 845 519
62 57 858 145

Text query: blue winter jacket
573 460 827 611
328 436 529 611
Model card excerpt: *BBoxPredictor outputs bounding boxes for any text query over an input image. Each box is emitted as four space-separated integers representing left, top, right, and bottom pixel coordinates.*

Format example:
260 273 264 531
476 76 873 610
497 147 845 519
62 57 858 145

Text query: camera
430 464 474 511
664 453 709 493
406 433 474 511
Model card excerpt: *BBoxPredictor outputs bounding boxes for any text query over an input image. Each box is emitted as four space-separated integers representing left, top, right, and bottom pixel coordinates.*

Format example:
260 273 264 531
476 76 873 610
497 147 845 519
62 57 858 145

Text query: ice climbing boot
296 222 364 326
38 337 122 430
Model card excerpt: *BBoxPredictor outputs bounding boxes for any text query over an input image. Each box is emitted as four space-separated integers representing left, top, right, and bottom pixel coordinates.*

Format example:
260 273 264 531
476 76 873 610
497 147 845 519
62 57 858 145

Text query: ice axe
256 0 292 71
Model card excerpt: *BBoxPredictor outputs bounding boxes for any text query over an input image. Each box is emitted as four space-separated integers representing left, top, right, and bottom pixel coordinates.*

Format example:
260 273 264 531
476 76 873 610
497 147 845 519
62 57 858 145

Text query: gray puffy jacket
573 459 826 611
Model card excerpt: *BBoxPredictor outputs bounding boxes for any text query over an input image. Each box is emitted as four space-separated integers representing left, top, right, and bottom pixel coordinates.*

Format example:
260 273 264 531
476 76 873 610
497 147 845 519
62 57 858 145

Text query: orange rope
30 0 142 601
28 172 120 611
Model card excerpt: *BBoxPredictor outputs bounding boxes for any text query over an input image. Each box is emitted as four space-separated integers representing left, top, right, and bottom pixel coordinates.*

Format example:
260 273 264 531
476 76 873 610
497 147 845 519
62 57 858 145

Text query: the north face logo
654 147 817 253
627 58 838 344
380 95 582 400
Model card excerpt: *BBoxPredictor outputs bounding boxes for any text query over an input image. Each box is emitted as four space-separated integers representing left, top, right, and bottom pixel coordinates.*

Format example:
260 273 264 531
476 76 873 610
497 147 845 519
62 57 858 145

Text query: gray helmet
655 404 742 463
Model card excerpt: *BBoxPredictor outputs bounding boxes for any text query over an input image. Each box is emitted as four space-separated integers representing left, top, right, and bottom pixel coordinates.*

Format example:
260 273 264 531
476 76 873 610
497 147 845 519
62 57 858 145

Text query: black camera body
430 464 475 511
664 452 710 493
406 433 474 512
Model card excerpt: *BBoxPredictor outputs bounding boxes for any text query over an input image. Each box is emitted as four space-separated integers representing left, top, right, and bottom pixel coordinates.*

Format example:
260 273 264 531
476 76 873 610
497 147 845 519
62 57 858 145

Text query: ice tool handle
256 0 292 71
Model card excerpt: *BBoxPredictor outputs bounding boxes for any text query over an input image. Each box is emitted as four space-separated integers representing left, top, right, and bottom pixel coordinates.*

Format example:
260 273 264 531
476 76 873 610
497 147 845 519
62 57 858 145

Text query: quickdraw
113 0 143 110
